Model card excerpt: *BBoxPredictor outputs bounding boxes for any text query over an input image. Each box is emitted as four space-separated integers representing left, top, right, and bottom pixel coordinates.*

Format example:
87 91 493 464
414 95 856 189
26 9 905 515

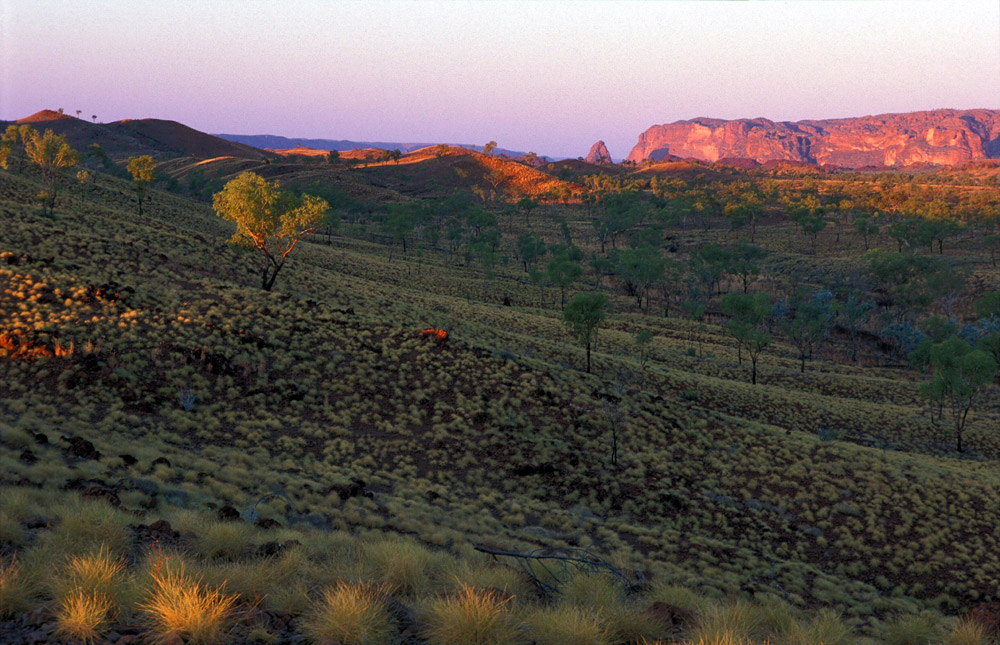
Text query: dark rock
130 478 159 495
18 450 37 465
162 489 190 507
64 435 101 460
645 601 696 632
256 541 284 558
33 432 48 445
512 462 558 477
159 632 184 645
217 505 241 522
82 486 122 507
151 456 171 468
24 516 55 529
119 454 137 466
255 518 281 530
149 519 173 533
322 479 367 500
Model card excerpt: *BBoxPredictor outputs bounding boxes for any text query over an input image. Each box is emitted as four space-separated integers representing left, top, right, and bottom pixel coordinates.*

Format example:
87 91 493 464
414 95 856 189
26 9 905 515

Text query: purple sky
2 0 998 159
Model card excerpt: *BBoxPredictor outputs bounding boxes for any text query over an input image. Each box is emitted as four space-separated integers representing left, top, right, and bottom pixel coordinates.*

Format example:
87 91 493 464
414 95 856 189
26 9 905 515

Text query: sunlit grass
139 555 238 644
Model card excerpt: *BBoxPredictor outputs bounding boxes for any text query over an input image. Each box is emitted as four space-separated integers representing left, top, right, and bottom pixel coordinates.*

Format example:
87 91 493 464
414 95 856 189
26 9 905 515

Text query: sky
2 0 998 159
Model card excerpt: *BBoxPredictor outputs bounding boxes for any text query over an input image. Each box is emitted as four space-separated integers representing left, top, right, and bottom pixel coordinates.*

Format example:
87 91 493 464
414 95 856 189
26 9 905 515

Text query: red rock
626 109 1000 168
585 140 613 164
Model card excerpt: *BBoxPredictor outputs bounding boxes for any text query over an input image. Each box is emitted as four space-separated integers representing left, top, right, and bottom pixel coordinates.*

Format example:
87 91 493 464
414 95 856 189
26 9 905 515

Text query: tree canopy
212 171 329 291
563 292 609 374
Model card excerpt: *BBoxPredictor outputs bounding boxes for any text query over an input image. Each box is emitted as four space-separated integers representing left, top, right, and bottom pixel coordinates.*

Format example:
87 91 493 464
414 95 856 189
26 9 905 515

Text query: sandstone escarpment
626 109 1000 168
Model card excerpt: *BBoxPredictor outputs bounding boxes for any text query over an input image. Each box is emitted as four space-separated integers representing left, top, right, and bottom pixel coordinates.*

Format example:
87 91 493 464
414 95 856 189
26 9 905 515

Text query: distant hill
1 110 272 161
216 132 540 160
626 108 1000 167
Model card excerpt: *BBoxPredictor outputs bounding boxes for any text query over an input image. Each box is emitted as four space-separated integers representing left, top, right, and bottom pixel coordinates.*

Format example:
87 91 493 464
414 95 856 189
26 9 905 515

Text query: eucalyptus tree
212 172 328 291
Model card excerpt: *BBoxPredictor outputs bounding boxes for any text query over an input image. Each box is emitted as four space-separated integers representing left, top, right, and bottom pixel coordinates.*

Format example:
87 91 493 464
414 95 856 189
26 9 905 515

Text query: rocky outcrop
585 140 613 164
626 109 1000 168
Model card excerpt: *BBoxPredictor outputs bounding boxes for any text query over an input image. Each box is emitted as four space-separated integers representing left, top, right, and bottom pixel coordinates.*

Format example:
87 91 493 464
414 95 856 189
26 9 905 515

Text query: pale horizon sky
2 0 998 159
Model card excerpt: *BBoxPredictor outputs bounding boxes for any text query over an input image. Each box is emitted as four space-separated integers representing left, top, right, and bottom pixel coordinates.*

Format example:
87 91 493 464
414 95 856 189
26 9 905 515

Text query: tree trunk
585 341 591 374
751 356 758 385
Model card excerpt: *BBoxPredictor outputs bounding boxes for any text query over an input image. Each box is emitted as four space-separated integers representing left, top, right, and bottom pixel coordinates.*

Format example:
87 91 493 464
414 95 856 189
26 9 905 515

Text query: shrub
302 581 395 645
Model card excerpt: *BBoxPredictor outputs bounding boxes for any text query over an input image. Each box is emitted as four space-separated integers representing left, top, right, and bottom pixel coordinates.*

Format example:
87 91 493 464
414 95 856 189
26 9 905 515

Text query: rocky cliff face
625 109 1000 168
586 140 613 164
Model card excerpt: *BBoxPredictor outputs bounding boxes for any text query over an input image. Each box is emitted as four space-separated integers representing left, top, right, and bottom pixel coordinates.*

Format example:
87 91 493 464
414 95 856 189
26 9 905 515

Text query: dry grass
54 590 115 643
691 600 766 644
525 604 610 645
364 538 435 595
945 618 990 645
0 557 35 618
139 555 238 644
302 581 396 645
422 583 521 645
51 545 131 608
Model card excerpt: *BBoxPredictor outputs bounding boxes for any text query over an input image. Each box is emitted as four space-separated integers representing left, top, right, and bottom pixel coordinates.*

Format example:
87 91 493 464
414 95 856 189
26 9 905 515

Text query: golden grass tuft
139 555 238 644
51 545 130 608
691 600 766 644
945 618 990 645
422 583 521 645
54 590 115 643
302 581 396 645
524 604 610 645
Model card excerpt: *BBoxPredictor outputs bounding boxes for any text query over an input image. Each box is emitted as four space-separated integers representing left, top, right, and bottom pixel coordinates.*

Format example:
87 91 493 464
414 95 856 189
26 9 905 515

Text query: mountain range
625 108 1000 168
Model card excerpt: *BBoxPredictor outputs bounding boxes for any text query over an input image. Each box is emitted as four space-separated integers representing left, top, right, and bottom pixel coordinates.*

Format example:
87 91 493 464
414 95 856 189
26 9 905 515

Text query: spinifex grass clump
54 590 115 644
422 583 520 645
0 557 35 618
302 581 396 645
51 545 131 608
139 555 238 644
524 604 609 645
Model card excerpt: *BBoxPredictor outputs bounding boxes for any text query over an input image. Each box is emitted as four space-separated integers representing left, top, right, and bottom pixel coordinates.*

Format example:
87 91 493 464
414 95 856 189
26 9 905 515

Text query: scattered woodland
1 114 1000 644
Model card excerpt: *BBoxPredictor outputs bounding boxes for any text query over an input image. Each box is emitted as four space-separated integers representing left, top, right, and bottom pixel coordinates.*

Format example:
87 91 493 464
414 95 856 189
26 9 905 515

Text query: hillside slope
2 110 272 161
